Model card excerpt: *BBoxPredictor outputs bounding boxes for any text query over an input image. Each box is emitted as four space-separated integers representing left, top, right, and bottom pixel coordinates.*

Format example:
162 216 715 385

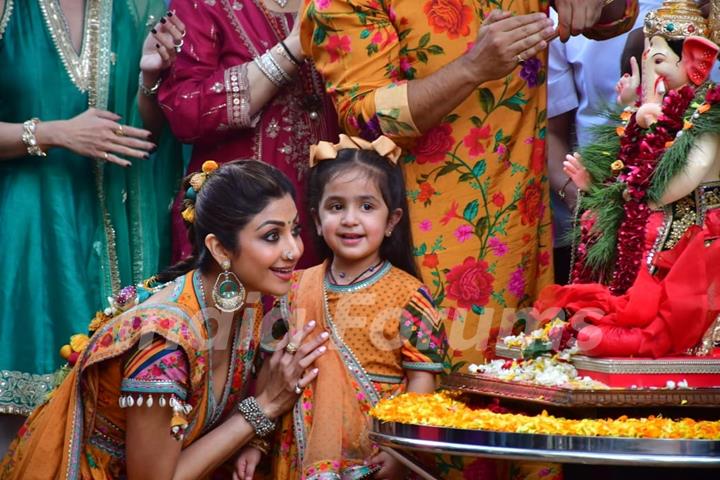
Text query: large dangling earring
212 260 245 313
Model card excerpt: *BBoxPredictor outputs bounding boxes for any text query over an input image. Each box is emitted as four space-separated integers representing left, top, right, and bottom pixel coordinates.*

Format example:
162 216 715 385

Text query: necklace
271 0 288 7
328 259 385 286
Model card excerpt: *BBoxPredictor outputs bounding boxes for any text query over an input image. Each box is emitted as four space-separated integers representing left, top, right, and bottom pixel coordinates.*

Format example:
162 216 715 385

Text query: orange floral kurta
301 0 637 370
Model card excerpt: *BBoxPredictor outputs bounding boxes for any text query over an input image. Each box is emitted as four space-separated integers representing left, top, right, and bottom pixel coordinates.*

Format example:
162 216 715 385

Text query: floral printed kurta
301 0 636 370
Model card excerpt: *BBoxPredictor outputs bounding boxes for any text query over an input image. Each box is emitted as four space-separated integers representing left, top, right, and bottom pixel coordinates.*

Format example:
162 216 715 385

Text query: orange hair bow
308 134 402 167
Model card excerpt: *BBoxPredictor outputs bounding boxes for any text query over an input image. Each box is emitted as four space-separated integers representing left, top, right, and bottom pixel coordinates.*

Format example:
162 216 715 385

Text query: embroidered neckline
0 0 13 40
38 0 97 92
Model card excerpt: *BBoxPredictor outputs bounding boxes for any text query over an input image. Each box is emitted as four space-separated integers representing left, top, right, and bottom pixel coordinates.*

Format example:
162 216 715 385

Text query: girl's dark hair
307 149 420 280
156 160 295 283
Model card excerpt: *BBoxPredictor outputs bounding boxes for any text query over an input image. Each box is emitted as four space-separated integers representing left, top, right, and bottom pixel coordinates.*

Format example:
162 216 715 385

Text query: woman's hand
462 11 555 85
139 11 186 82
255 320 328 419
41 108 154 167
282 3 307 64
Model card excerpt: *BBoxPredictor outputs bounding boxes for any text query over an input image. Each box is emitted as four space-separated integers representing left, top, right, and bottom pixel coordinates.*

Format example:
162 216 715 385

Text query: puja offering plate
495 344 720 389
370 419 720 467
441 373 720 408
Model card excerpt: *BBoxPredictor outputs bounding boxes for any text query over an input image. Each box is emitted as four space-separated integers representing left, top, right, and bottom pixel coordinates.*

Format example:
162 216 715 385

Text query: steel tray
370 419 720 467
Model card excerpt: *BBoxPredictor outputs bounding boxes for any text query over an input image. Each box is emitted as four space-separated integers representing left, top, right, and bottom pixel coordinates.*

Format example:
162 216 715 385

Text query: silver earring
212 260 245 312
385 230 393 237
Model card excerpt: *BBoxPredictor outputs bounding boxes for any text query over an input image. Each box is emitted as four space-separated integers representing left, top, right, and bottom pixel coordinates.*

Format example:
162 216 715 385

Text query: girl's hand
563 152 591 192
615 56 640 106
45 108 154 167
367 451 406 480
139 11 186 79
233 447 262 480
255 321 328 419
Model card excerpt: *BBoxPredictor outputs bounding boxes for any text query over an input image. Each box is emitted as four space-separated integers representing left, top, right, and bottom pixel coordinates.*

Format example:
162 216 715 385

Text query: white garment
548 1 660 247
548 1 660 144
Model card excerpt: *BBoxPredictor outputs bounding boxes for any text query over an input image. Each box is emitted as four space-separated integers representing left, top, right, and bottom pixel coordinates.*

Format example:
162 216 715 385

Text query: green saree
0 0 182 414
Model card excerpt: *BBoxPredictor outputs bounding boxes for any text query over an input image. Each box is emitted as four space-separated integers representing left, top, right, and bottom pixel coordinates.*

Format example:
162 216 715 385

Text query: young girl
235 135 448 480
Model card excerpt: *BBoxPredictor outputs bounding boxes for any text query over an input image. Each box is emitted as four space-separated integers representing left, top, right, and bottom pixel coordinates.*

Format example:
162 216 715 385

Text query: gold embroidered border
38 0 97 92
0 0 13 40
89 0 121 297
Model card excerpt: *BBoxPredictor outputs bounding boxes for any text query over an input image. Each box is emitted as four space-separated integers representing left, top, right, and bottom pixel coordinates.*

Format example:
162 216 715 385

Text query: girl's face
315 167 401 269
230 194 303 296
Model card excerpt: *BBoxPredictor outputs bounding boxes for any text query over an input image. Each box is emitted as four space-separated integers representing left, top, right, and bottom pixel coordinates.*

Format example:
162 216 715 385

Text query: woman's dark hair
156 160 295 283
307 149 420 280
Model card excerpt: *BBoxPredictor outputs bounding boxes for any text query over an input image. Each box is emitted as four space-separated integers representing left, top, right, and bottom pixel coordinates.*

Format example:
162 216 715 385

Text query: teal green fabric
0 0 182 413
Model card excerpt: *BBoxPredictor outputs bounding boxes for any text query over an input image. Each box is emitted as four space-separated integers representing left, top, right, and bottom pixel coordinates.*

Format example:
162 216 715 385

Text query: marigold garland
370 392 720 440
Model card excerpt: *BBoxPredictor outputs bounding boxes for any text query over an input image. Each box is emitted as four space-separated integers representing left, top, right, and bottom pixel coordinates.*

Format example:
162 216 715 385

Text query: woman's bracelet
139 72 162 97
21 118 47 157
237 396 276 438
253 51 292 88
275 41 302 67
248 437 271 455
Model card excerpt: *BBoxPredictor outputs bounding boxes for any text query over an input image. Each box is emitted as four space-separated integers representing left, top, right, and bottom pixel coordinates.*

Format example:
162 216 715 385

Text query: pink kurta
160 0 339 265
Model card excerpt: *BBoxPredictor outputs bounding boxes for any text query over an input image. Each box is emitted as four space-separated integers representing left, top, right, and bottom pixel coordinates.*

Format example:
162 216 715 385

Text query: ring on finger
294 383 302 395
115 125 124 137
174 38 184 53
516 53 525 64
285 342 299 355
101 152 109 162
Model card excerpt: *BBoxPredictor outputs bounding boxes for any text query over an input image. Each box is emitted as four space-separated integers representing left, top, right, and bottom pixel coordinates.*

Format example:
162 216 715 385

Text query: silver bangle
265 51 292 84
21 118 47 157
237 396 276 438
253 52 290 88
138 72 162 97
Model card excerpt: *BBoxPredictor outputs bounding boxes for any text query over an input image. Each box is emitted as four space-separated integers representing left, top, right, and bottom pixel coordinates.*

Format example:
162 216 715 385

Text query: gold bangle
248 437 271 455
139 72 162 97
21 118 47 157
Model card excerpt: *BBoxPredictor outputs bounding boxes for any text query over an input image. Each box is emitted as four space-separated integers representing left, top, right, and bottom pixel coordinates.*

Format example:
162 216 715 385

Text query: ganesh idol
535 0 720 359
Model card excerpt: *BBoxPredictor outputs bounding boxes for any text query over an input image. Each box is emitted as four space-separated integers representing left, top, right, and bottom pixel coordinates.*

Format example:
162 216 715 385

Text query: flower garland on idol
572 83 720 293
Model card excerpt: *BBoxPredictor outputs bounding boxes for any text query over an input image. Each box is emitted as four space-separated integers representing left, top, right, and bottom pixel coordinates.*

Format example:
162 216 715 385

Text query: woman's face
230 194 303 296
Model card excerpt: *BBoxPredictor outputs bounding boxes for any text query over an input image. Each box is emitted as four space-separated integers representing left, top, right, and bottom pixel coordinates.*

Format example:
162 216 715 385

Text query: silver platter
370 420 720 467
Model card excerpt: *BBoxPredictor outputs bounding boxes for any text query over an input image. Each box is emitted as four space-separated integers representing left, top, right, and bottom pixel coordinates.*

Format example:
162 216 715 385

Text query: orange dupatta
279 264 380 479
